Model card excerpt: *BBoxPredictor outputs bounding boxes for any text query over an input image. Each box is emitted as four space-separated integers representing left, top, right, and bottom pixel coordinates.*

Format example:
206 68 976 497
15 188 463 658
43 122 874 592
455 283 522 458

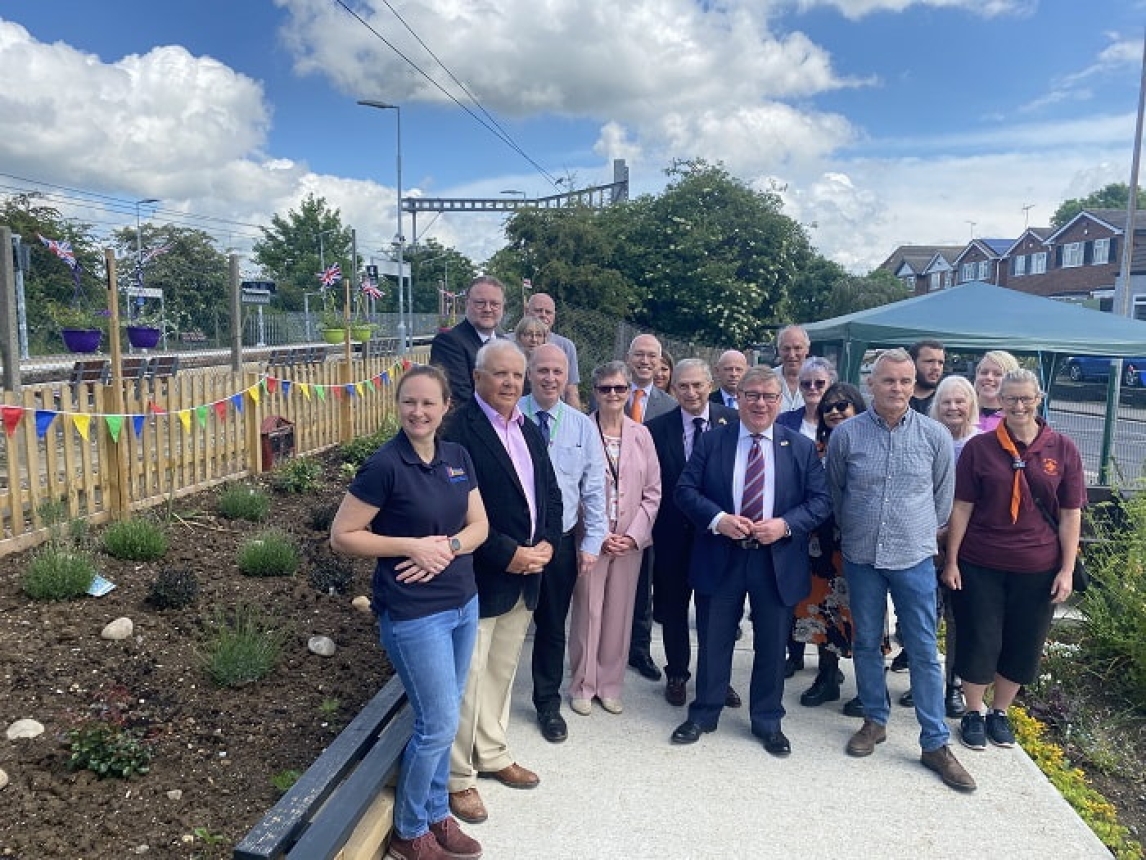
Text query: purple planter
61 328 102 353
126 326 162 349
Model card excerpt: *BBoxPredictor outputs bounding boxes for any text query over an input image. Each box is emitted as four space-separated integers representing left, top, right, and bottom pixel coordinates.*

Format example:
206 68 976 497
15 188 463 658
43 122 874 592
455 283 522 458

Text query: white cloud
790 0 1035 20
1022 32 1141 113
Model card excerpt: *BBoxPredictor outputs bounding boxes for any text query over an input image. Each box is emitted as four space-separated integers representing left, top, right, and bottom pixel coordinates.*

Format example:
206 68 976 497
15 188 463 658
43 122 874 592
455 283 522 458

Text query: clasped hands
508 540 554 575
395 535 457 583
717 514 787 545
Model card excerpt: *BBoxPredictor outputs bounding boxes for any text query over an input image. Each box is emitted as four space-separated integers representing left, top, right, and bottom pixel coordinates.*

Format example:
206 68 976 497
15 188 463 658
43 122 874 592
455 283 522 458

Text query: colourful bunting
35 410 56 439
196 405 209 427
178 410 192 433
72 413 91 440
2 406 23 437
230 393 244 413
315 386 327 401
266 377 277 394
247 385 261 405
280 380 291 398
105 415 124 443
299 383 311 399
132 415 146 437
213 401 228 421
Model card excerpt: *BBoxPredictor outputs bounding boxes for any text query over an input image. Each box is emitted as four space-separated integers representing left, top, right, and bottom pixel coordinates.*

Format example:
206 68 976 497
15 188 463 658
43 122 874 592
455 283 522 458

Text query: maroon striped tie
741 434 764 521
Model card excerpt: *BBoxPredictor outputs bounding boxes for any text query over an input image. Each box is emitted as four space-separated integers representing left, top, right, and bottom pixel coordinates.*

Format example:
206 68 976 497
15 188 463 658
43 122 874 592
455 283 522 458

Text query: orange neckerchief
994 420 1025 523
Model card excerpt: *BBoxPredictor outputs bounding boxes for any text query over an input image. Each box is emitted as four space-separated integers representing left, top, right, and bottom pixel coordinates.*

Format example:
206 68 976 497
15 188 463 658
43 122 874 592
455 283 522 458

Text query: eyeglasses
1001 395 1039 406
468 299 503 310
595 384 629 395
799 379 828 390
740 391 781 404
823 401 852 414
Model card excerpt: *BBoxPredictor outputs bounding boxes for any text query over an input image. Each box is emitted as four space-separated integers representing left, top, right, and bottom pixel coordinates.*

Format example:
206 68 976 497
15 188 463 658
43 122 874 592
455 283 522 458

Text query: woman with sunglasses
793 382 884 717
567 361 662 715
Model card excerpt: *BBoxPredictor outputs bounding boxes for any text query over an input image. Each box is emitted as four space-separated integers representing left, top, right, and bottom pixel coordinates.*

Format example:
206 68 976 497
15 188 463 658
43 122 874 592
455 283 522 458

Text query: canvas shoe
959 712 987 751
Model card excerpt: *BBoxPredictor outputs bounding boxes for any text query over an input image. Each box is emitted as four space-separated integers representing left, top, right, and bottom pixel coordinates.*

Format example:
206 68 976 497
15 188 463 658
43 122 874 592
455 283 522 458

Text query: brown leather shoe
846 719 887 757
448 788 488 824
921 745 977 792
386 831 448 860
665 677 687 706
429 815 482 859
478 762 539 789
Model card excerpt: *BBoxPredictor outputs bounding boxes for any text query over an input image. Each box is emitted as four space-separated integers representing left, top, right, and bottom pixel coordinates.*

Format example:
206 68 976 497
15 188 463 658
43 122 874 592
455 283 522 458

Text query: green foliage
217 484 270 521
22 545 97 600
405 239 477 313
146 566 200 610
1080 490 1146 709
203 604 286 687
318 698 341 718
270 769 302 794
102 517 169 561
338 418 399 467
271 457 323 494
192 827 228 846
237 530 299 577
1051 183 1140 229
821 268 911 318
44 300 109 330
66 722 153 779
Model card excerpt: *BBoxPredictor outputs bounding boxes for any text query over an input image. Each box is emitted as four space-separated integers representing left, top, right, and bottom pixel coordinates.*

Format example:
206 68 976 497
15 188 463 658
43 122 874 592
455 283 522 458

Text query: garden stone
308 635 336 657
352 595 372 614
6 719 44 740
102 617 134 640
0 768 8 789
166 789 183 801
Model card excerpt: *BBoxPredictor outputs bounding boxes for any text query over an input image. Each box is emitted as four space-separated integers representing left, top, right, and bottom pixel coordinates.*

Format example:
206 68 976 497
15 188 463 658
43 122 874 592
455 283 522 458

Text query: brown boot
448 788 488 824
429 816 482 859
846 719 887 757
921 745 977 792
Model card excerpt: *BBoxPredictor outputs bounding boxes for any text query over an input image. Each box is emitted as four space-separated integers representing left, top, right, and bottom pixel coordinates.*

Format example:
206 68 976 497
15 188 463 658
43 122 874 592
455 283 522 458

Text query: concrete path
466 630 1109 859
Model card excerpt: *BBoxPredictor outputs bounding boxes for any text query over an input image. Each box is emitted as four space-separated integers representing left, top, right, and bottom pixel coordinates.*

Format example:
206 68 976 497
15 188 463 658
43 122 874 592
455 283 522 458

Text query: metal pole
395 108 408 353
13 235 28 360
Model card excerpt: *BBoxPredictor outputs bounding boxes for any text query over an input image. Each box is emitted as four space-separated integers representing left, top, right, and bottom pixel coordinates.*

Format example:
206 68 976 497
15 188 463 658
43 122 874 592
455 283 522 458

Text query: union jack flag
522 277 532 291
361 278 383 299
141 243 172 265
37 233 81 271
319 262 342 287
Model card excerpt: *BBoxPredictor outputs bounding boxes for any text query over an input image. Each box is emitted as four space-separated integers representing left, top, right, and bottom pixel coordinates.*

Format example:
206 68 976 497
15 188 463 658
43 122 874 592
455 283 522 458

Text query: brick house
879 245 962 296
952 239 1014 287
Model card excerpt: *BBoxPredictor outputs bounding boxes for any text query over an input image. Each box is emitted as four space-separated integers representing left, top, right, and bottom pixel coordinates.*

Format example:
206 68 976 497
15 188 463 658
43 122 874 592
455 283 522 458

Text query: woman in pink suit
568 361 662 715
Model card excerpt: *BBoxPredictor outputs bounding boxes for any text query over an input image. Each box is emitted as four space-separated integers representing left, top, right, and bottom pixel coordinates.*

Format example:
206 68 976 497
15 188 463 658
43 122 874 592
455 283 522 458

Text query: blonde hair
929 375 979 440
978 350 1020 376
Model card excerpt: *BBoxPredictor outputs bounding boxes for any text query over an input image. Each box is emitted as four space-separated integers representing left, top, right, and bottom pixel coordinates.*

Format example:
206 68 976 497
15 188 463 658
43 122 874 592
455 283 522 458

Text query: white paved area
467 630 1109 860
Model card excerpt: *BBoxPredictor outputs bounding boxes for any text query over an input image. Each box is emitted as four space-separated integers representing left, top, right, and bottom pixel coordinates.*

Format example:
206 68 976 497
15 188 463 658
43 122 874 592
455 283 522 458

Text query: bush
22 546 97 600
338 417 398 468
218 484 270 521
203 605 286 687
102 518 169 561
308 556 355 595
271 457 323 494
146 567 200 610
66 722 153 779
238 530 299 577
308 500 340 532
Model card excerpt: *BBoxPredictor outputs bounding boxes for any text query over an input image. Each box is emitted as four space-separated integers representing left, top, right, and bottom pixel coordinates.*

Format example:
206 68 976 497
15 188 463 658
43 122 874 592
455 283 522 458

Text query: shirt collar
475 392 524 427
738 423 774 442
681 405 711 428
395 429 441 467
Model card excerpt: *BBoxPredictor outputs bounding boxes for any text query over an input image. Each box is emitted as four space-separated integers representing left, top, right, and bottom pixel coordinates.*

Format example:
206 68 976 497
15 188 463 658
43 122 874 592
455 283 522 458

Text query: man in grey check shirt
523 343 607 744
826 348 976 792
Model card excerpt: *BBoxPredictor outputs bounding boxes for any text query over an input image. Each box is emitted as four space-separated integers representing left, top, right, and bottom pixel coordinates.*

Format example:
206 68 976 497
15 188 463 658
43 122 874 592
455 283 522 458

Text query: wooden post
103 250 130 516
0 226 20 392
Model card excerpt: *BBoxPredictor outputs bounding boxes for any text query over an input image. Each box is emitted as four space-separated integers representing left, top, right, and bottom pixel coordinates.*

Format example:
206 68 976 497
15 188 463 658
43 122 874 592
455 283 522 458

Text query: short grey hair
475 338 525 371
1000 368 1043 397
777 324 810 347
798 356 838 384
738 365 781 392
592 360 632 388
672 357 712 385
872 348 912 373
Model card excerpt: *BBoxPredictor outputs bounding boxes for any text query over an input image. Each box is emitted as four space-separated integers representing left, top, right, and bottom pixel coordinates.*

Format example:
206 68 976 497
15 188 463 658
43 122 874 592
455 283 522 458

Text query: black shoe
734 624 743 641
946 685 967 719
843 696 865 718
665 677 687 707
629 652 662 681
671 720 713 745
890 649 910 672
783 655 805 678
799 675 841 707
537 711 567 744
724 686 742 708
899 688 914 707
757 730 791 757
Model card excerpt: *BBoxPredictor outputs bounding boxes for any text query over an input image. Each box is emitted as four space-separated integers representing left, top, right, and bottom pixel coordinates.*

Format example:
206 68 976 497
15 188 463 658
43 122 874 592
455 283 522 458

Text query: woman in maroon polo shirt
941 369 1085 753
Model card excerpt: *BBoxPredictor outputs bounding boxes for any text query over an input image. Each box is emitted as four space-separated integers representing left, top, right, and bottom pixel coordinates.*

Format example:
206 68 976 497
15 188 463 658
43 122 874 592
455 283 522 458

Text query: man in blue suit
670 366 831 757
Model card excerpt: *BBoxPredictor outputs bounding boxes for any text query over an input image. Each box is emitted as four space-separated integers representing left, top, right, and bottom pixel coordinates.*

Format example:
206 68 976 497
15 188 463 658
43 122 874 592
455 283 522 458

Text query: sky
2 0 1145 277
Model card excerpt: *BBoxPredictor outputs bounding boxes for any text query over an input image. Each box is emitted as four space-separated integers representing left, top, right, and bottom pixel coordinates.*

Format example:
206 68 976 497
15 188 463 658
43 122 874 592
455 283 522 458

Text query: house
878 245 963 296
952 239 1014 288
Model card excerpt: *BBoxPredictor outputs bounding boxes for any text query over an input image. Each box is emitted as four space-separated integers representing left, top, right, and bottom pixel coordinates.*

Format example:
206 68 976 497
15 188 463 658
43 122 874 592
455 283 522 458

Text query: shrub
66 722 153 779
203 605 286 687
308 500 340 532
217 484 270 521
146 567 200 610
102 518 169 561
308 556 355 595
238 530 299 577
271 457 323 494
270 769 302 795
22 546 97 600
338 417 398 468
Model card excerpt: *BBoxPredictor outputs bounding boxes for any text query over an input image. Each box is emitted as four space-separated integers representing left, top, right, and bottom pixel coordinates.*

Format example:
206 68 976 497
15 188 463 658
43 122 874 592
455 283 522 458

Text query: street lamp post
357 99 407 354
133 198 159 314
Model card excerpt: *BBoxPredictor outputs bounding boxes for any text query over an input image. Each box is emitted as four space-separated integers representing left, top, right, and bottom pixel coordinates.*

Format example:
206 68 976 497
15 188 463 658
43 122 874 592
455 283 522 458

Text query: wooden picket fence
0 348 426 556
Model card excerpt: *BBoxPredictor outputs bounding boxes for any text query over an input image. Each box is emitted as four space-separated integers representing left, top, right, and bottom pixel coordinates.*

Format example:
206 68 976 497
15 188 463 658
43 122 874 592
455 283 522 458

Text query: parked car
1062 356 1145 387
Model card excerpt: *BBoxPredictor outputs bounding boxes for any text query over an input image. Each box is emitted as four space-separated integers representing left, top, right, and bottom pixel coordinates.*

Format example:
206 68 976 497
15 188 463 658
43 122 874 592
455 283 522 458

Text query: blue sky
3 1 1144 272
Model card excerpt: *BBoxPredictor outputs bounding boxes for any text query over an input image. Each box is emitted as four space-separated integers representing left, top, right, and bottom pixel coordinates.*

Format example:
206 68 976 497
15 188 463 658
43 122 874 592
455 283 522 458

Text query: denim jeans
379 596 479 839
844 559 949 752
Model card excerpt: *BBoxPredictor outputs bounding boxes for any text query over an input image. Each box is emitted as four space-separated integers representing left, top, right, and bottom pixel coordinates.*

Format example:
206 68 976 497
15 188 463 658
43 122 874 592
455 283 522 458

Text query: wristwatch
782 521 792 538
449 537 462 553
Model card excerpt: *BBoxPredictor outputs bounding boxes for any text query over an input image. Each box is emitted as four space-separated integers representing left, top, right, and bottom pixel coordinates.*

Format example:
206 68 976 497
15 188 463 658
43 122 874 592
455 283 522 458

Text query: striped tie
740 434 764 521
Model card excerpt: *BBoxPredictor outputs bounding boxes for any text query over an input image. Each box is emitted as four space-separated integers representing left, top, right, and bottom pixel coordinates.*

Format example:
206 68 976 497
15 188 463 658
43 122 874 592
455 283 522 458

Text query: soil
0 451 391 859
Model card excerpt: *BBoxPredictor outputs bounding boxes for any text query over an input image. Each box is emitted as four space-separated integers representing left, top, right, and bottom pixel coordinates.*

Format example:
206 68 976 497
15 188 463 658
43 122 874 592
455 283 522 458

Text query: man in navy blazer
670 366 831 757
430 276 506 405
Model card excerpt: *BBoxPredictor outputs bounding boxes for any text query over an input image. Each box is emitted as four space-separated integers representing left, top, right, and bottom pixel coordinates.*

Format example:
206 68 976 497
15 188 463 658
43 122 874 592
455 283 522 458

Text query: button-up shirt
476 393 537 535
708 423 777 532
826 408 954 570
520 396 607 556
779 378 804 413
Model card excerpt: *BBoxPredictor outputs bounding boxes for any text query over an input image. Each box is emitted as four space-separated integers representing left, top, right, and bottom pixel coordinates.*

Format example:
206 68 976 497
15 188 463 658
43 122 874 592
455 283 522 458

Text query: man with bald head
776 325 811 413
710 350 748 410
521 343 606 744
524 292 582 409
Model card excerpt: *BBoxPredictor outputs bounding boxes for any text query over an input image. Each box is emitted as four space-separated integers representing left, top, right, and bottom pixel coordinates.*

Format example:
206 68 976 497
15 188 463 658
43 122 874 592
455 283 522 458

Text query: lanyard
594 413 621 487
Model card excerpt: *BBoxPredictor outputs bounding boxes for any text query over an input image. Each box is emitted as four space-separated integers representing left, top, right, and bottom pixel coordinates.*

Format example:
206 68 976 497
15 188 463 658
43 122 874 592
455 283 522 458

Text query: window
1032 252 1047 274
1093 237 1110 265
1063 241 1084 267
944 270 953 288
1013 255 1027 276
977 260 990 280
960 262 976 282
929 272 943 291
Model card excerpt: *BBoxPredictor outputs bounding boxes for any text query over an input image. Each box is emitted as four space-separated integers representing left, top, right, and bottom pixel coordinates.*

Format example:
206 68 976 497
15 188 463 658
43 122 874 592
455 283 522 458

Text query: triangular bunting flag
178 410 192 433
333 386 344 399
1 406 22 437
131 414 146 437
315 385 327 401
105 415 124 443
247 385 261 404
72 413 92 440
299 383 311 399
344 384 356 398
280 380 291 398
196 405 209 427
230 393 244 413
355 382 365 397
265 377 277 394
402 359 412 370
34 410 57 438
381 370 390 384
150 402 166 414
213 401 228 421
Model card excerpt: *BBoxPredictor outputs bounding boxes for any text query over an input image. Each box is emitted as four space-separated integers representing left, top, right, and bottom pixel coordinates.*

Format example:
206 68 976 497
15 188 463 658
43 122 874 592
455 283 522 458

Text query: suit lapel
467 404 527 503
770 426 793 511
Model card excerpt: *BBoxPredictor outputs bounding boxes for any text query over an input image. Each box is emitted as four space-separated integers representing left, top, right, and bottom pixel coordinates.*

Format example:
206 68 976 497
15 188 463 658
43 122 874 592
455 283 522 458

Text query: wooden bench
233 676 411 859
121 356 151 398
267 346 328 371
361 337 399 360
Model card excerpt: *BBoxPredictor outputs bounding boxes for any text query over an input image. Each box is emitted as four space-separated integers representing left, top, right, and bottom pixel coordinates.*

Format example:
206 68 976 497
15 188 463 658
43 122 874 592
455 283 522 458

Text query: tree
251 195 353 312
403 240 476 315
1050 183 1141 228
821 268 910 318
789 255 848 324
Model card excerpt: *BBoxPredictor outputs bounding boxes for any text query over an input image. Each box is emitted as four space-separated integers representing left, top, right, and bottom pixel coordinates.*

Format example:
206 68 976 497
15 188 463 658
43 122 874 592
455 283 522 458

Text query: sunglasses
799 379 828 390
823 401 853 414
595 384 629 395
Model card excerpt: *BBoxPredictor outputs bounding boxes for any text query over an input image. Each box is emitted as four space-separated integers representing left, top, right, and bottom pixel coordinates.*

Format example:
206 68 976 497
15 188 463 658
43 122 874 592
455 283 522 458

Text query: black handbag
1031 494 1088 593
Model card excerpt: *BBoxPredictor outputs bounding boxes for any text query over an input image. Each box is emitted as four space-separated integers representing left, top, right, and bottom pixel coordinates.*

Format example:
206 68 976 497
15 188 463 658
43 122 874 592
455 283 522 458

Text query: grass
102 518 169 561
217 484 270 521
22 545 97 600
202 605 286 687
237 530 299 577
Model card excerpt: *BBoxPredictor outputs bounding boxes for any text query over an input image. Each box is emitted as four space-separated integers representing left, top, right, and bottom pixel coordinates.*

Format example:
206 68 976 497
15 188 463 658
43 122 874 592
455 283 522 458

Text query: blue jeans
379 596 479 839
845 559 949 752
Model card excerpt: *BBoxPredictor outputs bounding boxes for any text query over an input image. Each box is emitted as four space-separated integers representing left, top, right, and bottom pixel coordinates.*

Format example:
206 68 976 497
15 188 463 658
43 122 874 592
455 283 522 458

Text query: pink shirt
475 393 537 537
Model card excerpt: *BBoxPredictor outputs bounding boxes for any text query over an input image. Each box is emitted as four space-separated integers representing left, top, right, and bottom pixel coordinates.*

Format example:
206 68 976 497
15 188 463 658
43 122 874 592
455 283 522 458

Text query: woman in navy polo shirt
331 365 489 860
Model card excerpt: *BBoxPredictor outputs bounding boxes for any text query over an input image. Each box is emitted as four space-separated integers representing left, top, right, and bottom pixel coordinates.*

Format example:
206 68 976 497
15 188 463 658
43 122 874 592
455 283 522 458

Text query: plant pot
126 325 162 349
61 328 102 354
321 328 347 345
351 325 374 342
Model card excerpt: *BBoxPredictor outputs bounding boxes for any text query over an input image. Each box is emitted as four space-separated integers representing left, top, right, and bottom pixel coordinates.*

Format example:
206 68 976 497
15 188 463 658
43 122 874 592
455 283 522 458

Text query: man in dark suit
670 366 831 757
647 358 737 706
430 275 506 405
624 333 676 682
443 339 563 825
709 350 747 410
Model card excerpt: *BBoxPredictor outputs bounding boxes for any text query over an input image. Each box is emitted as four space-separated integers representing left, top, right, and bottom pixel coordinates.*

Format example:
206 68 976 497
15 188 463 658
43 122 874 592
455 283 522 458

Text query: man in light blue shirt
522 343 607 743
